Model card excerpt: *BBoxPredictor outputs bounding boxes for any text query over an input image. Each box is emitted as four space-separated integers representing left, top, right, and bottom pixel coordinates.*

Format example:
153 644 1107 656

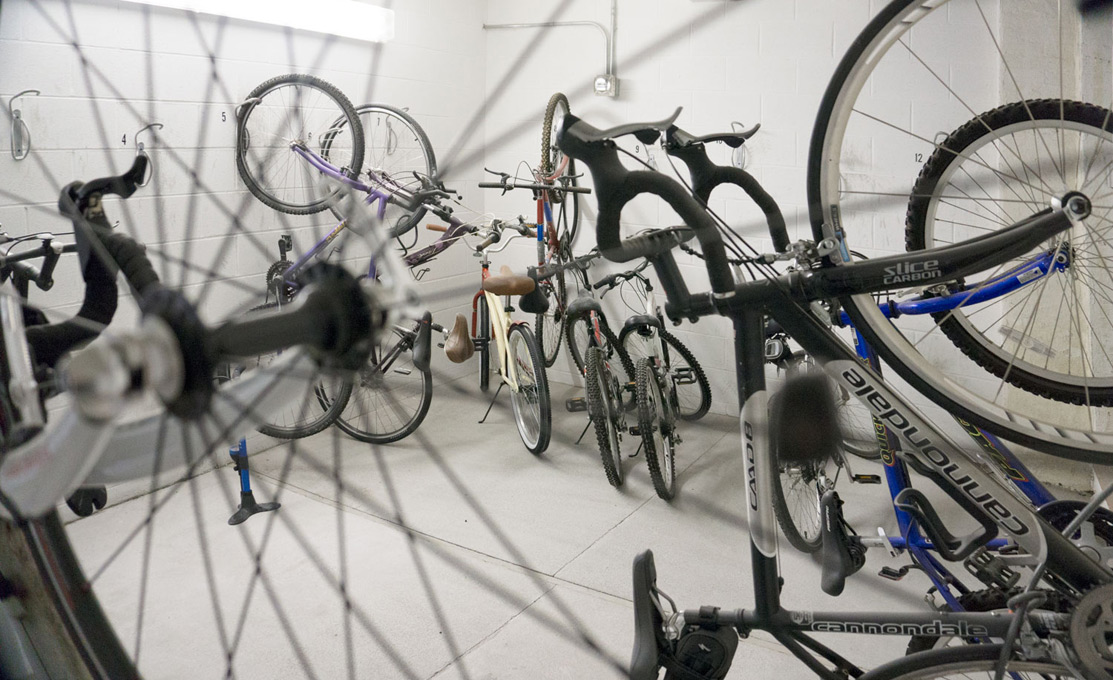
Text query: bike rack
134 123 164 187
8 89 40 161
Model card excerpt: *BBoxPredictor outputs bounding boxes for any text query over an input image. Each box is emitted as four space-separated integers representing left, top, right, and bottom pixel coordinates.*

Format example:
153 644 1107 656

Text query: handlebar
478 178 591 195
556 112 736 297
592 260 651 291
529 249 603 283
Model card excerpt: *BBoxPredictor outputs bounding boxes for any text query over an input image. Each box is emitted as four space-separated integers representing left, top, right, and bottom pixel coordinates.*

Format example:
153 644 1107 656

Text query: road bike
558 101 1113 679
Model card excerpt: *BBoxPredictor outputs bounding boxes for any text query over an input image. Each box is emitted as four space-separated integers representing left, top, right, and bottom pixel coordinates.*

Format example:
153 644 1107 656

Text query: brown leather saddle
482 265 535 296
444 313 474 363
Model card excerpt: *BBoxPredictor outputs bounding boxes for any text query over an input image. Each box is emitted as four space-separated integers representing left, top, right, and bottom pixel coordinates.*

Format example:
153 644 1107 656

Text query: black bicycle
557 99 1113 678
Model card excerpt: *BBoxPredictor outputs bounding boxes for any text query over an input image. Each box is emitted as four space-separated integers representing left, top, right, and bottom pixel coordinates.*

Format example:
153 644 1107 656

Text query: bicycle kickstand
477 382 505 424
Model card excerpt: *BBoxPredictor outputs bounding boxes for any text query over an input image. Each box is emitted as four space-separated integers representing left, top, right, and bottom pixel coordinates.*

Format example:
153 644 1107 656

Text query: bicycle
588 259 713 500
463 216 554 455
533 91 584 367
480 158 585 370
556 93 1113 678
237 77 469 444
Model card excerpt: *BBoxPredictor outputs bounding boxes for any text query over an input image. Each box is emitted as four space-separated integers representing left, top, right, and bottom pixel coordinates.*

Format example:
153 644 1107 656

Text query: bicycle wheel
621 327 711 421
535 271 567 368
507 324 551 455
906 100 1113 407
478 295 491 392
636 359 676 500
566 311 634 384
327 104 436 237
859 644 1079 679
586 346 624 488
243 304 353 439
334 325 433 444
236 73 364 215
832 375 881 461
768 390 838 553
541 92 581 248
808 0 1113 461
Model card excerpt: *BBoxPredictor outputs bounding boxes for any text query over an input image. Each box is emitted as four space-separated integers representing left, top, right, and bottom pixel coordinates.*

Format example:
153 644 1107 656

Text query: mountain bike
533 92 583 367
588 259 713 500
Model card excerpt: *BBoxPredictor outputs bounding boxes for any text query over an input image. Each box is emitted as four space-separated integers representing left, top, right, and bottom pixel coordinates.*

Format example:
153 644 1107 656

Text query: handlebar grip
561 185 592 194
592 274 619 290
477 182 505 189
476 234 499 251
426 224 448 232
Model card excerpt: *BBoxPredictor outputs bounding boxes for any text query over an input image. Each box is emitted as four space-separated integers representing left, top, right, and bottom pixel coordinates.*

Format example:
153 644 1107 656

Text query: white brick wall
0 0 488 391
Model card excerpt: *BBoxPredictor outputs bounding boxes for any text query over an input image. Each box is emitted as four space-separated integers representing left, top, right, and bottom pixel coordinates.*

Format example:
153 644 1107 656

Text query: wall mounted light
117 0 394 43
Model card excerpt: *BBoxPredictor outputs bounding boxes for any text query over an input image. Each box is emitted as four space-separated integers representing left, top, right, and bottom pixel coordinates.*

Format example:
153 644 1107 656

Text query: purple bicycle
235 74 478 443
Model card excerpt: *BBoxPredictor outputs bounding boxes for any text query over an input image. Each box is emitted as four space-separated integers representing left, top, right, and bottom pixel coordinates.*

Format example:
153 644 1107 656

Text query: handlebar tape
668 144 789 254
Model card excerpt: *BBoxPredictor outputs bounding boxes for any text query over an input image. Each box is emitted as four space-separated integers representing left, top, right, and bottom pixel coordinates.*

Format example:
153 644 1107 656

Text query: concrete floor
61 375 1015 679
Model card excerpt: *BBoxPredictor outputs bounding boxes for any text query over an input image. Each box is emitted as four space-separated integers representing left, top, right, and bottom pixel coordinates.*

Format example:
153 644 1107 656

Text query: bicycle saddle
444 313 474 364
666 124 760 149
566 108 682 145
483 265 535 296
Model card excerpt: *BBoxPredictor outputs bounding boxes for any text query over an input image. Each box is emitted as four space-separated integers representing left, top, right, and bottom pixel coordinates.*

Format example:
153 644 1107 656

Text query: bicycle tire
536 269 567 368
478 295 491 393
540 92 581 248
858 643 1079 679
247 303 353 439
0 514 132 680
636 359 676 500
586 346 624 487
236 73 364 215
768 386 831 554
507 324 551 455
620 327 711 421
807 0 1113 462
334 325 433 444
566 311 635 384
906 99 1113 407
327 103 436 238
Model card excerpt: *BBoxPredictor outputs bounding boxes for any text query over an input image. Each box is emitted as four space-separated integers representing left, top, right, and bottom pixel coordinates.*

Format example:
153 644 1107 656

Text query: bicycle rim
237 73 364 215
586 346 624 487
328 104 437 237
334 328 432 444
808 0 1113 461
508 325 551 454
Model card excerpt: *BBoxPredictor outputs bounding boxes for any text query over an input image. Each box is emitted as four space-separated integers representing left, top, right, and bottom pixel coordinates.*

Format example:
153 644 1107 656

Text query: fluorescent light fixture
118 0 395 43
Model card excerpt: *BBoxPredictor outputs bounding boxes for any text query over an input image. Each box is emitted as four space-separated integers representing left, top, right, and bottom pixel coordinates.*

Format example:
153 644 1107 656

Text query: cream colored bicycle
443 216 552 454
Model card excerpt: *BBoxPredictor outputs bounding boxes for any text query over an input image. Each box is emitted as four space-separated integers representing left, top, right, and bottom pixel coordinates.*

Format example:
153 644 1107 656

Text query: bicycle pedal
878 566 910 581
565 397 588 413
852 474 882 484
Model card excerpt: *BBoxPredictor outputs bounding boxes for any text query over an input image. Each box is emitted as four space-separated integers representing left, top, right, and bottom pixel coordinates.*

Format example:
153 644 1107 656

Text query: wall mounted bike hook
135 122 164 187
9 89 41 161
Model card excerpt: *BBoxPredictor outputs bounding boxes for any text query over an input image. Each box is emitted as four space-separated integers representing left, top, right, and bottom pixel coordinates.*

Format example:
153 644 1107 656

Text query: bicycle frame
625 211 1112 680
286 143 475 281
